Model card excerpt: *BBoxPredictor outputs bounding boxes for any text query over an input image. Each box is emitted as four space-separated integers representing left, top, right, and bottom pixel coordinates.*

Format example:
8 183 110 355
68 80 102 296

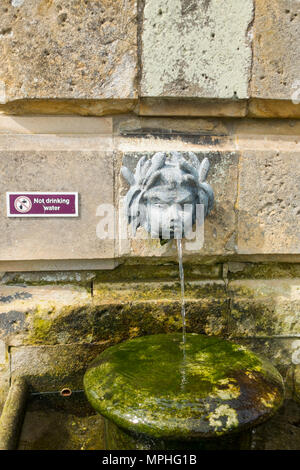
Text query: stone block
248 99 300 119
138 98 247 117
228 263 300 280
93 263 222 282
141 0 254 99
0 340 9 408
0 340 6 365
10 342 109 392
92 280 229 342
237 150 300 254
0 366 10 410
0 0 137 102
295 365 300 402
228 279 300 337
0 150 115 261
251 0 300 100
0 285 92 346
0 115 113 135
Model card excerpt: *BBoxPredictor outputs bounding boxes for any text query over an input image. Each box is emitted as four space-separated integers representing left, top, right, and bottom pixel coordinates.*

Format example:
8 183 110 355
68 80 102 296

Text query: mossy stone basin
84 333 284 445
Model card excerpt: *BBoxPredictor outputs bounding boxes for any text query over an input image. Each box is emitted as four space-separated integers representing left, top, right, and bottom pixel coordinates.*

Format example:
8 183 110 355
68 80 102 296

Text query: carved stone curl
121 152 214 240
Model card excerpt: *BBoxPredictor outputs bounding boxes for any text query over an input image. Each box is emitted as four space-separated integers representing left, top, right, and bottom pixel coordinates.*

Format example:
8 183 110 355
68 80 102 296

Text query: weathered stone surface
0 340 6 365
1 270 96 287
138 98 247 117
0 151 115 261
119 151 239 258
92 296 228 343
0 259 117 273
295 366 300 403
0 285 92 346
0 278 228 347
92 279 228 341
84 333 284 440
0 99 137 117
251 399 300 450
18 393 105 450
10 342 109 392
0 377 28 450
0 0 137 102
248 99 300 119
251 0 300 100
0 342 9 410
0 339 9 408
114 115 231 141
93 263 222 282
228 279 300 337
237 150 300 254
0 367 9 412
93 279 226 302
227 263 300 280
141 0 254 99
0 115 113 135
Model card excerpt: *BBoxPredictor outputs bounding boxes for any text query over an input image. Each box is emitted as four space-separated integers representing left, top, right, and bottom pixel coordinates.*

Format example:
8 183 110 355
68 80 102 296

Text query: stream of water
176 238 186 342
176 238 187 388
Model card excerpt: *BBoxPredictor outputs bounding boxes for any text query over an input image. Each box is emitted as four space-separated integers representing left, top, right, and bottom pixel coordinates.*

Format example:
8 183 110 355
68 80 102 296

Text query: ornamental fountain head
121 151 214 241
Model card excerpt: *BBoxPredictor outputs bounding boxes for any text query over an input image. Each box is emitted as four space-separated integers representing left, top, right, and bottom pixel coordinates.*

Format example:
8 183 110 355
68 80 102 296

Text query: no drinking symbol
14 196 32 213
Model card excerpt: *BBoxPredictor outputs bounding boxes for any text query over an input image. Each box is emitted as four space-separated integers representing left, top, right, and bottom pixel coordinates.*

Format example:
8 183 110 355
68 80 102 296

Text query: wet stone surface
18 392 105 450
84 333 284 441
17 394 300 450
252 399 300 450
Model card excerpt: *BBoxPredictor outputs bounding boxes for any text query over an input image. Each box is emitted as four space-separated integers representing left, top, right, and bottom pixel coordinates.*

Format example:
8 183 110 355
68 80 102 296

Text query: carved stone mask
121 152 214 240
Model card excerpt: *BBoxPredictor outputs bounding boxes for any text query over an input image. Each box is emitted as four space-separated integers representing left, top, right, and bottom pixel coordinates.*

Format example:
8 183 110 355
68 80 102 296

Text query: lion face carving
121 152 214 240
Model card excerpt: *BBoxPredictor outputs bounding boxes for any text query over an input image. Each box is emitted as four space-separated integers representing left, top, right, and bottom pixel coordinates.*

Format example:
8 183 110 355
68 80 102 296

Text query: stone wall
0 0 299 405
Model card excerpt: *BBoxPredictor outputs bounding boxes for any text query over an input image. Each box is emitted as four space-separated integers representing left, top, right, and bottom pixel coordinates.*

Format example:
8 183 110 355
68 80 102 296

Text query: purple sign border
6 192 79 217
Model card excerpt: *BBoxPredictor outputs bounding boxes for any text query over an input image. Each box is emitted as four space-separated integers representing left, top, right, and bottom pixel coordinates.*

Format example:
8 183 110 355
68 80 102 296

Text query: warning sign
7 192 78 217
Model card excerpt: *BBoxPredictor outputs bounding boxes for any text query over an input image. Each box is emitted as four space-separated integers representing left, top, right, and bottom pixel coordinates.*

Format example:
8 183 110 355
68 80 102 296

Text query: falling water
176 238 187 388
176 238 186 342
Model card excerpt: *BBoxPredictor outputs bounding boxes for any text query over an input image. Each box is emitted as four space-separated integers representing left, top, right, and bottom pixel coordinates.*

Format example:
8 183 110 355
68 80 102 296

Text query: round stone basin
84 333 284 444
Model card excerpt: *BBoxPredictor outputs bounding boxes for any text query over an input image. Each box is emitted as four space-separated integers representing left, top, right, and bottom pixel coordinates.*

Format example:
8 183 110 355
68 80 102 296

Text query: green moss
94 264 222 283
25 305 94 346
92 299 228 344
5 277 91 290
93 280 226 303
228 263 300 280
29 316 53 343
84 333 284 440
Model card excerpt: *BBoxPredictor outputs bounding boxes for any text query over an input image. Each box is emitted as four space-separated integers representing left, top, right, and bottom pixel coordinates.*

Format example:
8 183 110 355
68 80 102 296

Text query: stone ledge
138 98 247 117
0 115 113 135
0 285 92 347
93 280 227 303
0 98 299 118
228 279 300 337
248 100 300 119
10 342 110 392
0 99 137 117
